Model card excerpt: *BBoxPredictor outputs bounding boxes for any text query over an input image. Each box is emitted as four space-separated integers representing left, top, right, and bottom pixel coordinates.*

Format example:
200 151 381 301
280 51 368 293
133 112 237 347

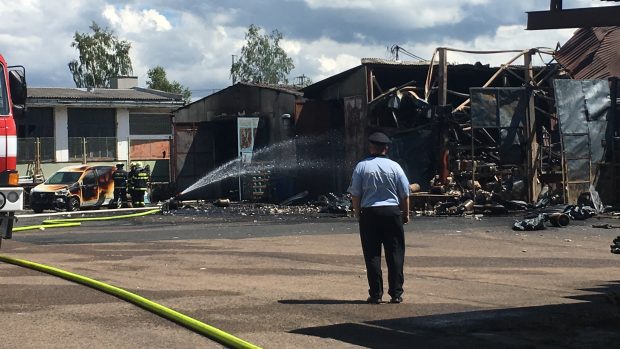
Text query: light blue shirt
348 155 410 208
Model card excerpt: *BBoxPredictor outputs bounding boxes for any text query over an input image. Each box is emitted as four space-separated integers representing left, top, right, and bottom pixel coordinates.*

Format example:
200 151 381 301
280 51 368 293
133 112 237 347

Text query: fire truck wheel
67 197 80 212
32 205 44 214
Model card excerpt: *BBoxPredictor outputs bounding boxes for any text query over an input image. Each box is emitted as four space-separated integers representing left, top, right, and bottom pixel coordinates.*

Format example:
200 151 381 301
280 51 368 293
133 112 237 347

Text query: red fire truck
0 53 26 246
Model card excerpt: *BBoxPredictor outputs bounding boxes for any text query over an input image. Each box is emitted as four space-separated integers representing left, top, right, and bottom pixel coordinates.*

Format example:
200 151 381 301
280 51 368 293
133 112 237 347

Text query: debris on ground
280 191 309 206
611 236 620 254
213 198 231 207
593 224 620 229
564 205 596 220
512 212 571 231
314 193 351 214
513 214 547 231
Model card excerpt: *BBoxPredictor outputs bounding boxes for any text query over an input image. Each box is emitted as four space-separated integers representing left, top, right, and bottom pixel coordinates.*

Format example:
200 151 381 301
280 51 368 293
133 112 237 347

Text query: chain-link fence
17 137 55 163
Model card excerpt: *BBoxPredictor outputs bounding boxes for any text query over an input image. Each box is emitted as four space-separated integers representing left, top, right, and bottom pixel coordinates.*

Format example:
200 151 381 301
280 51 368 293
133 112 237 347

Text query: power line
390 44 426 61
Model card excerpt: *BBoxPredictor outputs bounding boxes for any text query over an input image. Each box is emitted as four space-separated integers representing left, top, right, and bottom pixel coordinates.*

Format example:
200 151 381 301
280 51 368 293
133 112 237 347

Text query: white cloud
0 0 602 98
103 5 172 33
305 0 374 9
0 0 90 85
281 40 302 56
287 37 381 81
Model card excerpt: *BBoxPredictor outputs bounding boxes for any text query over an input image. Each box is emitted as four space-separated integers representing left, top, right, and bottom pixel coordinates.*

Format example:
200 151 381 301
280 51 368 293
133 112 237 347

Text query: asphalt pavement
1 208 619 348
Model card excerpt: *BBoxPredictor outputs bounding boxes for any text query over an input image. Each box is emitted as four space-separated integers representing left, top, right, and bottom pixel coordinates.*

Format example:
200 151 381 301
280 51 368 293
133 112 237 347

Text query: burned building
296 56 541 205
172 23 620 211
172 82 302 200
554 26 620 205
296 39 620 211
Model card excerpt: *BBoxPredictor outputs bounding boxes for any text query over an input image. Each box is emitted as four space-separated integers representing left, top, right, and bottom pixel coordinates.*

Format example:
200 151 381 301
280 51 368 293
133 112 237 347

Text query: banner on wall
237 117 260 164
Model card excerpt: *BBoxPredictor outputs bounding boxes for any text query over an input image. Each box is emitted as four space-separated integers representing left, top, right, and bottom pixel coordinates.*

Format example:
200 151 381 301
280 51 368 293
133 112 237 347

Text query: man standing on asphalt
348 132 410 304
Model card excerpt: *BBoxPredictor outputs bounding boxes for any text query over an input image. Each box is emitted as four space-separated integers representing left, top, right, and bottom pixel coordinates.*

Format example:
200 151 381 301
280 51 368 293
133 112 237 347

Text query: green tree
68 21 133 88
146 66 192 103
231 24 295 85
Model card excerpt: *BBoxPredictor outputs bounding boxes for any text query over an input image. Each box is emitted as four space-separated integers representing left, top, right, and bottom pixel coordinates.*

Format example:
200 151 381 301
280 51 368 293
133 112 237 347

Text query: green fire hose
3 209 262 348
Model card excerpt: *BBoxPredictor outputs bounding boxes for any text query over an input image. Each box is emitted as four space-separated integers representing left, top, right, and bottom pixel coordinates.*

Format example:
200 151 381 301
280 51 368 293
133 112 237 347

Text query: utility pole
231 55 237 85
295 74 307 87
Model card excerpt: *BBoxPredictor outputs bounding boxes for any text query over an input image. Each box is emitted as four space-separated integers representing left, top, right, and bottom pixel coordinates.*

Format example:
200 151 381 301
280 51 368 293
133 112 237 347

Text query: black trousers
132 190 145 207
359 206 405 299
113 188 127 205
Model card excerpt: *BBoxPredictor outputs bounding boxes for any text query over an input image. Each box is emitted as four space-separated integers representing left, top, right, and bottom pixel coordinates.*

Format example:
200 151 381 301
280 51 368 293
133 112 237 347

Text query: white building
20 77 184 182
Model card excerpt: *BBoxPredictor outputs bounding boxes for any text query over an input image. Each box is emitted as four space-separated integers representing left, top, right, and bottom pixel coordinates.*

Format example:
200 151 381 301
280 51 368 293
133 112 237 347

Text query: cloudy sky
0 0 607 100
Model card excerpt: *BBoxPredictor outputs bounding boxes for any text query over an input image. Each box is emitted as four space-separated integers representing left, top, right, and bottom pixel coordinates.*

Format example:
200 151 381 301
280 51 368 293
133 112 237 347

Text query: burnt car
30 165 115 213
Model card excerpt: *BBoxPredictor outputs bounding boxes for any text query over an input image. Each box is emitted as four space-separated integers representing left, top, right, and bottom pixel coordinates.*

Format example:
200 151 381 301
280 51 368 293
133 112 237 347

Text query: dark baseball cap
368 132 392 144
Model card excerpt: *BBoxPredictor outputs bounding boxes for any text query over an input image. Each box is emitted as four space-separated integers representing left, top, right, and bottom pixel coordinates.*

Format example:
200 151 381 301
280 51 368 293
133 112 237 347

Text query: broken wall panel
553 79 611 203
470 90 498 127
562 134 590 160
498 89 527 128
470 87 527 166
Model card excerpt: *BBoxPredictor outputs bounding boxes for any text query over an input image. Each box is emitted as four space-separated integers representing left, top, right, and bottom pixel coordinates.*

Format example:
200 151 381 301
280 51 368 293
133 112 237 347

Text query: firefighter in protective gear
131 162 149 207
111 163 128 208
127 162 137 200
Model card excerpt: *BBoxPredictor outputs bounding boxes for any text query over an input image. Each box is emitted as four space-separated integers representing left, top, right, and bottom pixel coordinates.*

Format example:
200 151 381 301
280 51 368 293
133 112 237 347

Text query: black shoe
389 296 403 304
366 296 381 304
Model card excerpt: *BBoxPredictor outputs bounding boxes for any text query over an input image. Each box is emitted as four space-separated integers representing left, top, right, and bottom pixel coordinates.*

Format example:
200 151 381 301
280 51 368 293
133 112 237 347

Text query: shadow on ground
289 282 620 349
279 299 367 305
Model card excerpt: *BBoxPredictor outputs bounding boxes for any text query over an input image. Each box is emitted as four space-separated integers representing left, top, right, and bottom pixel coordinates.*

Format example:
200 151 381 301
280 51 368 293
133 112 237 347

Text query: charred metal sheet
555 27 620 79
470 88 526 129
553 79 611 203
562 134 590 160
566 159 590 182
470 90 498 127
583 80 612 166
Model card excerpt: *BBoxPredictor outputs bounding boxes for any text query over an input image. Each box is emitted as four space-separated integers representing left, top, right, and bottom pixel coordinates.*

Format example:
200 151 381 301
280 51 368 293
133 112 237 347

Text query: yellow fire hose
13 209 161 232
3 209 262 348
13 222 82 231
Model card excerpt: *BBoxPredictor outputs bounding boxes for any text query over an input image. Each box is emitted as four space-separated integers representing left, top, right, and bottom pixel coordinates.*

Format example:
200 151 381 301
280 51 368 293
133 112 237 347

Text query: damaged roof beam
372 75 384 95
447 90 470 98
452 50 529 112
503 67 528 85
368 79 417 105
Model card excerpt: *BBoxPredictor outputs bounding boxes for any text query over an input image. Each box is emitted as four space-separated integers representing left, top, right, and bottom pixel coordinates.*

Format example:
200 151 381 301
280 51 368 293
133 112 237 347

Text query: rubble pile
165 200 322 217
160 194 356 223
413 174 564 217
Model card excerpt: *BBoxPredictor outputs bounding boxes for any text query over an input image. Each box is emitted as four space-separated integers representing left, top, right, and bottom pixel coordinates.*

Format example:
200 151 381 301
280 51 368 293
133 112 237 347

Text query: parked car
29 165 115 213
